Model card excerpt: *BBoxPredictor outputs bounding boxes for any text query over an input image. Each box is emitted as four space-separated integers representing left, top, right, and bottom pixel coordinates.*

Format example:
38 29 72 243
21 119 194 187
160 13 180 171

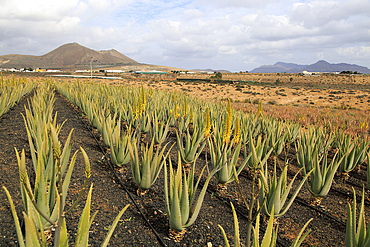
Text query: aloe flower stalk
164 155 215 242
257 100 263 117
231 117 240 145
223 99 232 144
204 107 211 139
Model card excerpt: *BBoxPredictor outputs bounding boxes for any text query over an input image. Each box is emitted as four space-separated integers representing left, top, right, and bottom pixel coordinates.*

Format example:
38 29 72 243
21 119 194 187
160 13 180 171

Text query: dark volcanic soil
0 87 369 247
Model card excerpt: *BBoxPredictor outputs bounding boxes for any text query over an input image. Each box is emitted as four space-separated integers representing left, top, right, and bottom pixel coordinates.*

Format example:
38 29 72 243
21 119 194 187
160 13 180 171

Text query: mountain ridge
250 60 370 74
0 42 140 70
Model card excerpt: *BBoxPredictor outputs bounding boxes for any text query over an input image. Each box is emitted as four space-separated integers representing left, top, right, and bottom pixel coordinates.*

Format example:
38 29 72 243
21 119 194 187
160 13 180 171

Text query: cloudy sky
0 0 369 71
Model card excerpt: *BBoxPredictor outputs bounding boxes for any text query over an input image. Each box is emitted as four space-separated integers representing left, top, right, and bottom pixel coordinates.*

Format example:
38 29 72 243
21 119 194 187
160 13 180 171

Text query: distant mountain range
191 69 231 73
250 60 370 74
0 43 179 71
2 43 369 74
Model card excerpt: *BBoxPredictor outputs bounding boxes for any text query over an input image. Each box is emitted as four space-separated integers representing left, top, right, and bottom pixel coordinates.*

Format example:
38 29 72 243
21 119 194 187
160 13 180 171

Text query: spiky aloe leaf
217 202 239 247
59 218 69 247
182 167 216 228
23 212 42 247
3 186 25 247
75 184 98 246
101 204 130 247
169 166 184 232
61 150 78 211
289 218 313 247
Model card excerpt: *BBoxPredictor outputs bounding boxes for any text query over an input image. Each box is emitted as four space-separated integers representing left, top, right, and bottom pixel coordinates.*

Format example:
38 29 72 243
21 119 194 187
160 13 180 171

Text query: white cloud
0 0 369 71
195 0 292 8
0 0 81 21
290 0 370 28
337 46 370 57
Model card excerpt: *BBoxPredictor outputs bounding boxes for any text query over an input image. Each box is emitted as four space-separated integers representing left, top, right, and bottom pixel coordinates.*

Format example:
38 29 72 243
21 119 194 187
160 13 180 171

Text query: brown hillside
42 43 139 67
0 42 139 70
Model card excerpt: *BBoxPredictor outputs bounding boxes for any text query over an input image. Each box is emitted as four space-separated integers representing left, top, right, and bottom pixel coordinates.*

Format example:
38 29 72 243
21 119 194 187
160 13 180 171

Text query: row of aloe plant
55 80 308 244
3 81 129 246
0 74 37 117
55 79 370 245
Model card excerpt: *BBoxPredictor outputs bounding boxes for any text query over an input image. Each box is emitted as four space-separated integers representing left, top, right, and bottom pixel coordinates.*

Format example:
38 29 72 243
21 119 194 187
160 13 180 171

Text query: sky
0 0 369 72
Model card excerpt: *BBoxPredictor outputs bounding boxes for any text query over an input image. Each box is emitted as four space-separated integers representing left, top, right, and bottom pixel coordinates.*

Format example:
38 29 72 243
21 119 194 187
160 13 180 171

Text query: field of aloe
0 74 370 246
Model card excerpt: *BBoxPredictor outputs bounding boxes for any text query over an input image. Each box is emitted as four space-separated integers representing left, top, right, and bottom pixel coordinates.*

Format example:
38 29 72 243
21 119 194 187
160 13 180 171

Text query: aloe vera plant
109 121 135 168
128 139 171 195
297 143 343 205
246 134 274 170
164 155 215 241
259 164 312 218
336 133 369 178
264 119 289 160
218 203 313 247
346 187 370 247
0 75 36 117
8 137 91 245
150 111 171 144
208 136 249 192
3 184 129 247
176 126 206 165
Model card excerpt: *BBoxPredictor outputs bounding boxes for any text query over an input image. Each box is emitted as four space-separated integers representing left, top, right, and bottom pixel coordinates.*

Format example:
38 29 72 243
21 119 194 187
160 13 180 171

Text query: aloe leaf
231 202 240 246
3 186 25 247
75 184 94 246
164 157 171 217
289 219 313 247
183 168 215 228
101 204 130 247
217 225 231 247
278 169 313 217
23 212 42 247
181 174 190 225
62 150 78 211
60 129 74 176
59 217 69 247
357 188 366 247
346 197 355 247
128 140 141 185
261 206 275 247
169 180 183 232
319 156 342 197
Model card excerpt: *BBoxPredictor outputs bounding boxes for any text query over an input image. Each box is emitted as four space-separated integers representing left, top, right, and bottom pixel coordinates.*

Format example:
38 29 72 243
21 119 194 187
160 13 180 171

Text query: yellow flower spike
223 99 232 144
140 84 146 114
175 104 180 119
204 108 211 139
232 118 240 146
258 100 263 117
189 109 193 124
183 98 188 117
133 95 139 120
